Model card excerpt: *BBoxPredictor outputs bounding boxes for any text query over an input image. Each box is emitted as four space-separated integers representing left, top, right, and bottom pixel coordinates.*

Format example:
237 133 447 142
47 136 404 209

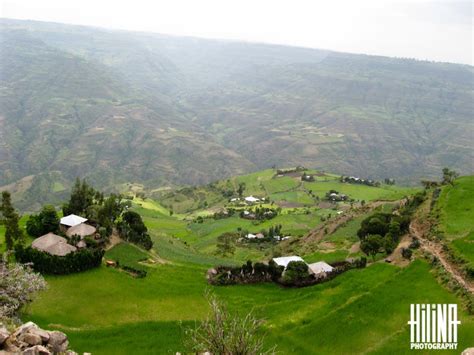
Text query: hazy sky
1 0 472 65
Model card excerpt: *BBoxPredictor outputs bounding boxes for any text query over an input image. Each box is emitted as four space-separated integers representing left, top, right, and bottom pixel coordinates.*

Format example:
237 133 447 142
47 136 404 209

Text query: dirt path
384 234 411 267
105 230 122 251
410 219 474 294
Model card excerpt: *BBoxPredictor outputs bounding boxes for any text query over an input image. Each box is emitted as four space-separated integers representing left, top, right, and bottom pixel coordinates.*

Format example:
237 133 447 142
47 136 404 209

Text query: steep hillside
0 27 256 209
1 19 473 208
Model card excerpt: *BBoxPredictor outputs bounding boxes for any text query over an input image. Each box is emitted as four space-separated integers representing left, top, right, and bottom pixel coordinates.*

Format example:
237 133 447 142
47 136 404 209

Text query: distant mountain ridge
0 18 473 209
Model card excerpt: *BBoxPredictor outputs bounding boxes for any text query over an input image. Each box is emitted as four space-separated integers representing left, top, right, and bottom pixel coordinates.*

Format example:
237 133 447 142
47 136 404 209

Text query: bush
409 238 420 249
26 205 60 237
185 293 275 354
281 261 310 285
401 248 413 260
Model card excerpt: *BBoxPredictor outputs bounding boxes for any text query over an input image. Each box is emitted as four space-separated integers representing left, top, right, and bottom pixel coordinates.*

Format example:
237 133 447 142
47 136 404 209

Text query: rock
23 345 51 355
64 351 78 355
13 322 39 337
29 328 50 343
47 331 68 353
19 332 42 346
0 326 10 345
2 337 21 353
462 349 474 355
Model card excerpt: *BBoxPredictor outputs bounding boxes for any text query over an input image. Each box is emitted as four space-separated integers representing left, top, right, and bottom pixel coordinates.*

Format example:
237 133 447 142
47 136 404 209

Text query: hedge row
208 258 367 287
15 246 104 275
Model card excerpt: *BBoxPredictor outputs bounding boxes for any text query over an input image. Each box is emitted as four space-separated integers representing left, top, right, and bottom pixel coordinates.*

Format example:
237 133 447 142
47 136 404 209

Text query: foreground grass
24 259 474 354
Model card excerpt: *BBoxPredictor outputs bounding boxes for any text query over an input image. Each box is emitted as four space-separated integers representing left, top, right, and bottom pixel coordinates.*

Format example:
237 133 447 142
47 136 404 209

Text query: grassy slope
24 260 474 354
436 176 474 264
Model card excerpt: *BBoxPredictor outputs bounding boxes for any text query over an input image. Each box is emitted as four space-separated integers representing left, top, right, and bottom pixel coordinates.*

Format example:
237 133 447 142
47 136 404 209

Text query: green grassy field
436 176 474 264
24 257 474 354
105 243 151 270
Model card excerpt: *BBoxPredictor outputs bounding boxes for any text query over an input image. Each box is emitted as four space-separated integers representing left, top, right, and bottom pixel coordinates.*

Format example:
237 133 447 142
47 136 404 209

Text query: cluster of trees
421 168 460 189
26 205 59 237
357 192 425 260
276 166 306 175
340 176 380 187
213 208 236 220
0 191 24 251
210 260 284 285
240 206 279 221
15 245 105 275
63 178 127 235
116 211 153 250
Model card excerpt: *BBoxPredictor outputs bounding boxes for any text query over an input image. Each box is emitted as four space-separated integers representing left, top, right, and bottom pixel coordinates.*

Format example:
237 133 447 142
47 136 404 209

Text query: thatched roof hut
32 233 77 256
66 223 96 238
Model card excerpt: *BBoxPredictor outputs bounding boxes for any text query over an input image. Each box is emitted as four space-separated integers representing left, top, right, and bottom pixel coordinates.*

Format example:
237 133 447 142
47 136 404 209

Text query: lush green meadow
24 255 474 354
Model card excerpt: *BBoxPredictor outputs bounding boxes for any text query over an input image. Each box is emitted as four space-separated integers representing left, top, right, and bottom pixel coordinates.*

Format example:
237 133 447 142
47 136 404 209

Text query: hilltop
1 19 473 210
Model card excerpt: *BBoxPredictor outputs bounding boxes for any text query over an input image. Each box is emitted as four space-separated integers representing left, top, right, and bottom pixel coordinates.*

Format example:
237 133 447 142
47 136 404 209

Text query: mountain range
0 18 473 210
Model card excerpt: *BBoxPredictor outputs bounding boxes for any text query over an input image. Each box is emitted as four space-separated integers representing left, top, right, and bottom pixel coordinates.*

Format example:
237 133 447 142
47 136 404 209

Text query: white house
60 214 87 228
244 196 260 203
272 256 305 269
246 233 257 239
308 261 334 276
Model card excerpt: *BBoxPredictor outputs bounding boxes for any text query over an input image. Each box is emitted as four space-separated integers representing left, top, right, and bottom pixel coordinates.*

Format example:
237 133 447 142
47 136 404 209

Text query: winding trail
409 219 474 294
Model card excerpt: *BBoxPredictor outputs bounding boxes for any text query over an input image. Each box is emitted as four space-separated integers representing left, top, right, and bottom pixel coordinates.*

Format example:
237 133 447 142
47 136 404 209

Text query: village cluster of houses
326 191 349 202
230 195 265 204
244 233 291 242
31 214 97 256
272 255 334 277
341 176 379 187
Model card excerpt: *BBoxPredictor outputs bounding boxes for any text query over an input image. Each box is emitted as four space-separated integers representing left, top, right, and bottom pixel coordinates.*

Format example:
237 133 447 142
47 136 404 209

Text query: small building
272 256 305 269
60 214 87 229
244 196 260 203
66 223 96 239
32 233 77 256
308 261 334 276
246 233 257 239
255 233 265 239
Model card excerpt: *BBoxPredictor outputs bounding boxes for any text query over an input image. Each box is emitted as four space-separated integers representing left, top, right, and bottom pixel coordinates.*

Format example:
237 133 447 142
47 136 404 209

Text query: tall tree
237 182 246 198
1 191 24 249
360 234 384 261
62 178 96 216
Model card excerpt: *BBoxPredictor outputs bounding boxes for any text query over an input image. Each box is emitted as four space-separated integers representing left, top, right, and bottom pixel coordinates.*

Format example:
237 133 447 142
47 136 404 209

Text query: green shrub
282 261 310 284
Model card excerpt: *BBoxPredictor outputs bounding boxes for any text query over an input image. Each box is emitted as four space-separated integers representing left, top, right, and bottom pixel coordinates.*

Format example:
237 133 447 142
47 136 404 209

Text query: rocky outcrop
0 322 78 354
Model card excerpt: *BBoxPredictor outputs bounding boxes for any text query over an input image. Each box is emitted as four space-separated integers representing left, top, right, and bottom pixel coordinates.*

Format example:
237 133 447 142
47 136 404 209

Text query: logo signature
408 304 460 350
